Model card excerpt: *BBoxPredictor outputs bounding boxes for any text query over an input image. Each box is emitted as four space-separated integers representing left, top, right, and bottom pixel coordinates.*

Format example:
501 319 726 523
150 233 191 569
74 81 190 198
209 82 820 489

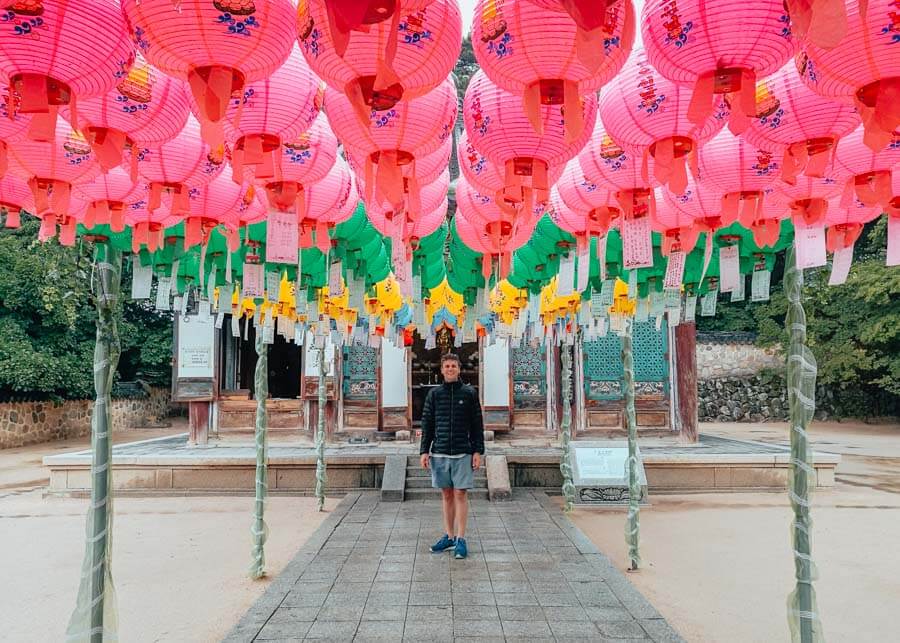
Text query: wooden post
674 322 698 442
188 401 210 445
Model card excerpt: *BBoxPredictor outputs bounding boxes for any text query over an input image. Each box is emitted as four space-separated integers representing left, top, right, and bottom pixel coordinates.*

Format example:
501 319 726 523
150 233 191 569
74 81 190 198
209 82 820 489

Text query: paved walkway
225 491 682 642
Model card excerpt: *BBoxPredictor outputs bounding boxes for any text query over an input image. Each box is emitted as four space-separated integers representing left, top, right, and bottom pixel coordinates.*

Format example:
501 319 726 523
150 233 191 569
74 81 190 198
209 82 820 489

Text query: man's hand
472 453 482 470
420 453 430 470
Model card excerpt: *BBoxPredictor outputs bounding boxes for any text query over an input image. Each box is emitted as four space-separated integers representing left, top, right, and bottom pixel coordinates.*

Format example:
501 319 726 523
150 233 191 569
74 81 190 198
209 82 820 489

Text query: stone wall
698 375 788 422
0 387 171 450
696 332 782 381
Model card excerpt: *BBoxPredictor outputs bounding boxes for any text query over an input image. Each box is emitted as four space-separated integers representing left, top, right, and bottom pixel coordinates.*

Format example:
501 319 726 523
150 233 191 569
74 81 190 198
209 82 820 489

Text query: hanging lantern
0 175 35 229
0 0 134 141
651 187 702 256
297 0 460 121
830 126 900 212
472 0 634 141
824 196 883 252
797 0 900 152
463 70 597 219
663 173 737 234
770 176 843 229
223 46 324 183
696 130 787 247
300 158 358 253
122 0 296 145
261 113 338 218
598 47 728 194
34 194 89 246
368 196 448 243
182 172 259 250
553 159 621 240
75 167 146 232
0 86 32 178
366 168 450 237
347 133 452 200
640 0 797 135
7 119 100 226
135 115 224 217
744 62 860 185
454 205 538 278
65 54 191 177
324 77 456 213
123 196 178 253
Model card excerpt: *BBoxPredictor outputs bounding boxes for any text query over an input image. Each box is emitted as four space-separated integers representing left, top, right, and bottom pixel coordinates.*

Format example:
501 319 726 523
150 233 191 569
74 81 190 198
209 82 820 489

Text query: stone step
404 488 489 501
405 476 487 489
406 466 486 479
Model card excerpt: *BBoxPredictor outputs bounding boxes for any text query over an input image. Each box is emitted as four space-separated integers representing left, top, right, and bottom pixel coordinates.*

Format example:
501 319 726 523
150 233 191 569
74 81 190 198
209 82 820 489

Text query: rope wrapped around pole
623 318 641 571
559 337 576 512
250 329 269 579
315 345 328 512
784 247 824 643
66 243 122 642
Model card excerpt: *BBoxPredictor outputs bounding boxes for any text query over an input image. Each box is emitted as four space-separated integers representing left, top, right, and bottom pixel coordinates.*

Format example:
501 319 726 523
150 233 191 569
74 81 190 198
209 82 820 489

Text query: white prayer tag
328 260 343 296
636 298 649 322
206 264 217 303
266 270 280 303
628 270 638 299
684 295 697 322
664 289 681 320
888 215 900 266
590 289 606 318
622 215 653 269
649 290 665 318
557 254 575 296
576 244 590 293
795 225 827 269
828 245 854 286
262 324 275 345
215 311 225 329
172 295 183 315
294 325 305 345
718 245 740 292
242 263 264 298
131 259 153 299
663 251 686 291
231 314 241 338
265 210 299 264
730 275 745 302
198 299 211 322
700 290 718 316
751 268 771 302
600 279 615 307
155 276 172 311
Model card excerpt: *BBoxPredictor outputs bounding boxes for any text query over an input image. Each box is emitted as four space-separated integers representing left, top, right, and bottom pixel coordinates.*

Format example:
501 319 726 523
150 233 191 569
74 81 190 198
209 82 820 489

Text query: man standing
419 353 485 560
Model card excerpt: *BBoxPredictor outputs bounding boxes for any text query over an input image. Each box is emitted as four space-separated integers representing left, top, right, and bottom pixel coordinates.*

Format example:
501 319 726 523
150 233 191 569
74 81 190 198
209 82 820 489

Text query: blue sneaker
430 534 456 553
454 537 468 559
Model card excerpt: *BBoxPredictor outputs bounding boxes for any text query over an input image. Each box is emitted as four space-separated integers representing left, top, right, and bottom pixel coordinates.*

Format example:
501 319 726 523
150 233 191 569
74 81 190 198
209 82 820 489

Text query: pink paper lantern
223 46 324 183
796 0 900 152
696 130 786 247
368 196 447 241
298 0 460 119
367 168 450 232
180 172 259 249
36 194 89 246
75 167 146 231
456 174 545 232
0 86 32 178
464 70 596 217
598 47 728 194
135 115 224 216
553 160 620 239
770 176 843 228
640 0 797 135
454 206 537 278
830 126 900 212
64 55 192 176
299 158 357 252
124 196 178 253
663 173 737 234
7 118 100 221
824 195 883 251
324 77 456 212
0 174 35 228
744 62 860 184
122 0 296 144
0 0 134 142
348 134 451 195
650 187 702 255
472 0 634 141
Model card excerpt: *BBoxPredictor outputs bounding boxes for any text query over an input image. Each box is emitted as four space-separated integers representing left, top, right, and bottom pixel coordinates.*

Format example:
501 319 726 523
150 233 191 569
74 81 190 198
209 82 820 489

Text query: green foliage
453 36 478 100
0 220 172 400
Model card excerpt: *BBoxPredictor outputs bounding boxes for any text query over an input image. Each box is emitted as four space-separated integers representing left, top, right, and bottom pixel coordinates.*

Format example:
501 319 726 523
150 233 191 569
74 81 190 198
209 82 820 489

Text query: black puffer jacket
419 381 485 456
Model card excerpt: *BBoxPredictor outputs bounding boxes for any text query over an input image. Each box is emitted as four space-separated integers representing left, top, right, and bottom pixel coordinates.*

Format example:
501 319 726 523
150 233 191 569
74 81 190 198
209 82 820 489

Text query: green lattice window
583 320 668 400
511 344 545 404
583 335 623 400
342 345 378 400
633 320 668 386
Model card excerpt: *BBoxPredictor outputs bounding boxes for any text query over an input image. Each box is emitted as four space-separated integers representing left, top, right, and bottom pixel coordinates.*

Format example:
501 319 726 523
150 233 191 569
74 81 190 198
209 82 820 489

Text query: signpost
571 441 648 505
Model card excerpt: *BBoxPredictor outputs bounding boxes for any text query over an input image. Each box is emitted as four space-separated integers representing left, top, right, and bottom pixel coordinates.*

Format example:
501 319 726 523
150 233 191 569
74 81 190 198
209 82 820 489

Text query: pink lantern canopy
0 86 32 178
454 207 537 278
368 197 447 241
122 0 296 144
650 187 702 255
797 0 900 152
830 126 900 212
36 194 89 247
75 167 146 231
136 115 224 216
223 46 324 183
0 0 134 142
300 158 357 252
824 196 883 252
770 176 843 229
744 62 860 184
640 0 797 136
696 130 787 247
472 0 634 141
463 70 597 219
348 134 451 198
298 0 460 121
7 118 100 221
261 113 338 217
181 172 258 250
0 174 35 229
64 55 192 177
663 173 737 234
554 160 621 240
324 77 456 212
366 168 450 236
124 196 178 253
598 48 728 194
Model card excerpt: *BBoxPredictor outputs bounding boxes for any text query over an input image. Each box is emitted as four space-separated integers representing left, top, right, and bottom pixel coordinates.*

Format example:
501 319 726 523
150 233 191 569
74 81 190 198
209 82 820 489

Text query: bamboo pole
315 345 328 512
559 337 576 512
623 318 641 571
250 329 269 579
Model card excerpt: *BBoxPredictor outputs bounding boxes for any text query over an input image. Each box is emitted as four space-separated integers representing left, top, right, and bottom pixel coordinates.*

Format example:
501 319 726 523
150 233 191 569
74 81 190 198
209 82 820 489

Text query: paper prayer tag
795 225 827 269
663 251 686 291
242 263 264 298
622 215 654 269
718 245 740 293
266 210 299 264
131 259 153 300
828 245 854 286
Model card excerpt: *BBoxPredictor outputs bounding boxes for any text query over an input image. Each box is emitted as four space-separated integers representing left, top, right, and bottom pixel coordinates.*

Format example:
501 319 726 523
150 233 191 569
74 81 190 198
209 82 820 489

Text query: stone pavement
225 491 683 642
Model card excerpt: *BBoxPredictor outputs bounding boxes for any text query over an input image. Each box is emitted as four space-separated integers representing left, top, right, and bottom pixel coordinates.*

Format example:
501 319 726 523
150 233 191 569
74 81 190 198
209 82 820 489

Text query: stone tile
452 619 503 638
280 591 327 608
493 591 538 606
542 605 590 621
316 602 364 622
453 605 499 620
501 620 553 638
369 581 410 595
327 582 371 597
450 580 493 593
401 622 453 642
361 603 406 622
585 605 636 622
267 607 320 624
405 604 452 622
290 581 332 595
364 592 408 608
304 620 359 640
537 592 581 607
353 620 404 640
639 618 685 642
255 620 312 640
451 591 496 606
596 619 651 639
497 605 543 621
548 620 601 638
407 591 449 606
410 581 448 594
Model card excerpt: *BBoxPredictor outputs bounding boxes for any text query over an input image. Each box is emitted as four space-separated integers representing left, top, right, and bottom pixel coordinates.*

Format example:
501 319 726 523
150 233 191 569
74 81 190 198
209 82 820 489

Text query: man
419 352 485 560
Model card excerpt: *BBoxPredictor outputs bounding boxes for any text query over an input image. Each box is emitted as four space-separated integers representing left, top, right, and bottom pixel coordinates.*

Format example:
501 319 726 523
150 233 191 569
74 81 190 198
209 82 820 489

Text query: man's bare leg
441 488 456 537
453 489 468 539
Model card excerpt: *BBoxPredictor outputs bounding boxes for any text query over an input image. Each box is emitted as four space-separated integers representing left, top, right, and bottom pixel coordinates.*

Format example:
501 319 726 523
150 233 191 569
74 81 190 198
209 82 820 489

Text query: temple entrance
234 324 302 398
410 327 479 426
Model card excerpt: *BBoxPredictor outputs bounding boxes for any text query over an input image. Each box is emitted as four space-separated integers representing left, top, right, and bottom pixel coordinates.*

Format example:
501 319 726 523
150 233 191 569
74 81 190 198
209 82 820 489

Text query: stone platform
225 490 684 642
44 432 840 496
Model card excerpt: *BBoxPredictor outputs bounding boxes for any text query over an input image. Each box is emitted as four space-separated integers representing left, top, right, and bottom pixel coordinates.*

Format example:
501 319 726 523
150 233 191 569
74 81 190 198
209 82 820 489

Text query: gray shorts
430 454 474 490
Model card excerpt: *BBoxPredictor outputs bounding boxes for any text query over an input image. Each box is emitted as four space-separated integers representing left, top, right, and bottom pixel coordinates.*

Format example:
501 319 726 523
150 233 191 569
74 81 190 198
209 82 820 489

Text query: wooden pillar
188 400 210 445
674 322 698 442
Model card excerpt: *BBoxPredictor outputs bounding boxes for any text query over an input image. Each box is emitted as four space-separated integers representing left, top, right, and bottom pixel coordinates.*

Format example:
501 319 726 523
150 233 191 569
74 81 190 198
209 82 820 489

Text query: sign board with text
570 441 648 505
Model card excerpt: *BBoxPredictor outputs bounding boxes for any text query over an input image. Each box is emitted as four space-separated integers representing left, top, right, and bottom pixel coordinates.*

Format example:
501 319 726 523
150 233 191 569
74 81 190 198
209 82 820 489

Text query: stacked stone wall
0 387 171 449
696 334 782 381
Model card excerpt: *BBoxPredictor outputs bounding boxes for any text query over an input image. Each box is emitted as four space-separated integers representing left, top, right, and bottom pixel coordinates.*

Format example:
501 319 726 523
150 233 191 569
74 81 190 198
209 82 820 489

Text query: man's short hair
440 353 460 366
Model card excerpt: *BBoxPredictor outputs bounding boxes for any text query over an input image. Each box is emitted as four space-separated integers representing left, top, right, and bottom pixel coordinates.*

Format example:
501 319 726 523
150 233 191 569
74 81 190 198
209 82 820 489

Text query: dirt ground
566 420 900 643
0 426 336 643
